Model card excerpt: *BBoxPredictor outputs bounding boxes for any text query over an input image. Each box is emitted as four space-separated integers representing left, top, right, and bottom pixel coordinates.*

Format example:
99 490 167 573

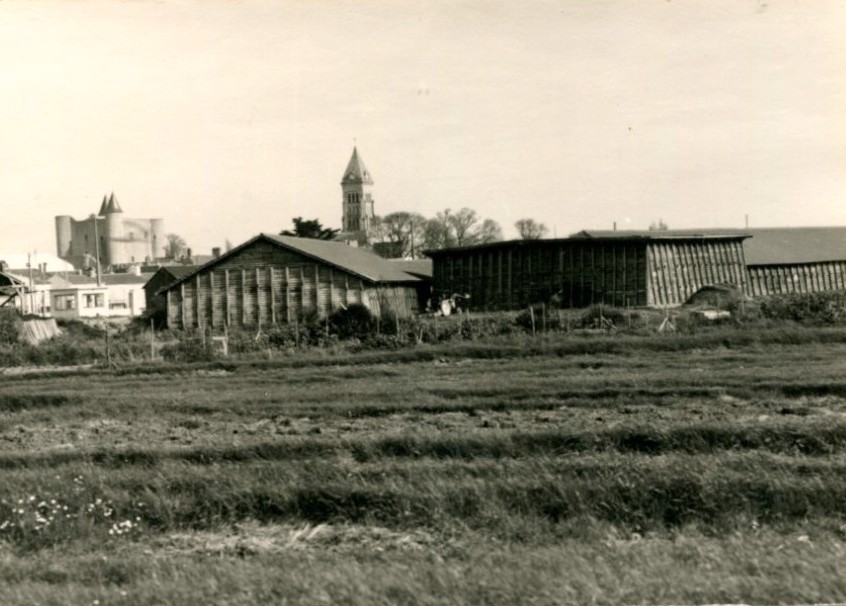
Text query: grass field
2 328 846 604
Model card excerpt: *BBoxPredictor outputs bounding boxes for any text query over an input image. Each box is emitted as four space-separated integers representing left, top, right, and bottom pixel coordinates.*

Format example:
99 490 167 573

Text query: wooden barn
144 265 197 323
742 227 846 296
426 231 749 310
161 234 431 330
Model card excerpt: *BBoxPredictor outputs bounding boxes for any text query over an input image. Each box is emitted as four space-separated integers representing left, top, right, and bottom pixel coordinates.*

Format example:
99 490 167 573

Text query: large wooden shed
426 231 749 310
162 234 431 330
742 227 846 296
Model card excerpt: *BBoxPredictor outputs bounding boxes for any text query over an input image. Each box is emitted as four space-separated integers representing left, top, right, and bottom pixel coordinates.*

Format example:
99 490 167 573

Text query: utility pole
90 214 102 286
27 252 34 315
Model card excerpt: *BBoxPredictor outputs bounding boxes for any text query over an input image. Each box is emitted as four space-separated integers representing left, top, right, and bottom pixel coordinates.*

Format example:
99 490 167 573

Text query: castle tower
103 191 123 266
341 147 375 235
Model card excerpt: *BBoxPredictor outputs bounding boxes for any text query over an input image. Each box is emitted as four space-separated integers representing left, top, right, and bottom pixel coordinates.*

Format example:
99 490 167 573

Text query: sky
1 0 845 256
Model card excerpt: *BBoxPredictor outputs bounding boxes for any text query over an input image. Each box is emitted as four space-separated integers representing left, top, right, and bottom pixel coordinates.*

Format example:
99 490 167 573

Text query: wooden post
270 267 276 325
224 269 231 327
149 317 155 360
256 267 262 326
529 305 535 335
328 268 334 313
294 315 300 348
541 302 546 333
210 271 216 328
314 264 320 313
284 267 291 323
300 266 307 314
180 283 186 329
196 274 201 327
241 269 247 326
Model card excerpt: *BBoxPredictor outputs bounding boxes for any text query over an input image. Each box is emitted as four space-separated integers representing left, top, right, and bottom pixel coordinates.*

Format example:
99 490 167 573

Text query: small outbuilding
161 234 432 330
144 265 197 323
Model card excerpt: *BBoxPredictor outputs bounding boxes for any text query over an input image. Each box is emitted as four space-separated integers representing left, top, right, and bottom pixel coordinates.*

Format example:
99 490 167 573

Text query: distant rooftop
739 227 846 265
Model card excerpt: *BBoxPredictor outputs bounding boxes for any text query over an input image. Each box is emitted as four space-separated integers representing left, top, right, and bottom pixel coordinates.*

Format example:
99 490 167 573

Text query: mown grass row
3 452 846 551
5 325 846 382
2 530 844 606
3 419 846 471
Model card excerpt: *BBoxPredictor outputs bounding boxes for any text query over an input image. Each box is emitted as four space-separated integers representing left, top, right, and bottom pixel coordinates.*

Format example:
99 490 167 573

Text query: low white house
47 272 151 319
50 283 110 319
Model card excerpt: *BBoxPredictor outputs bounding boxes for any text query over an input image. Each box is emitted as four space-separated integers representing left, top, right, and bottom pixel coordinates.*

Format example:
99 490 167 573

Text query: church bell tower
341 147 375 237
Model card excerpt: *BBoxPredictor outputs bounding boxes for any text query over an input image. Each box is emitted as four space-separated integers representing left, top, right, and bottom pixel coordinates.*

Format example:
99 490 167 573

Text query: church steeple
341 146 374 185
341 147 375 236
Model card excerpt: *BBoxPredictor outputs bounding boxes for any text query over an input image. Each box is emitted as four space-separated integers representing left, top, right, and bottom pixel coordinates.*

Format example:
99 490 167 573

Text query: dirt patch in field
153 522 438 556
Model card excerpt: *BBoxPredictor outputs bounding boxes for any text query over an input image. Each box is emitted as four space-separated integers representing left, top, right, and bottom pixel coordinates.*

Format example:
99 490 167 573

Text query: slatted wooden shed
742 227 846 296
162 234 431 330
426 231 749 310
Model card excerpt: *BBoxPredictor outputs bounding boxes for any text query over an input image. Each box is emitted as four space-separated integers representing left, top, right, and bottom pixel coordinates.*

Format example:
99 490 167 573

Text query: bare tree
164 233 187 260
421 207 503 250
649 219 669 231
372 211 426 258
515 218 549 240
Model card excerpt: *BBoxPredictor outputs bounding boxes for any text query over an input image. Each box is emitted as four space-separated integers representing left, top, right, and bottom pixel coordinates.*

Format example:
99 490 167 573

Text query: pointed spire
98 195 109 216
341 147 373 185
105 191 123 214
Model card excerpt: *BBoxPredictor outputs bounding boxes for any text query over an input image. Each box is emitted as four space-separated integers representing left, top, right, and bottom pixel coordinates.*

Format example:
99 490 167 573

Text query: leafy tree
372 211 426 258
280 217 339 240
164 233 187 260
649 219 669 231
515 218 549 240
421 208 503 250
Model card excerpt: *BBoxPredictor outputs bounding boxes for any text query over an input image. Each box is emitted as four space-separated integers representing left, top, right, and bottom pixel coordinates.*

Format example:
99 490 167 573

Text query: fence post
529 305 535 335
150 317 155 360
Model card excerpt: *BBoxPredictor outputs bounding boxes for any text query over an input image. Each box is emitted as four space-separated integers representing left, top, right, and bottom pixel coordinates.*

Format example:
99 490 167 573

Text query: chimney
212 247 221 259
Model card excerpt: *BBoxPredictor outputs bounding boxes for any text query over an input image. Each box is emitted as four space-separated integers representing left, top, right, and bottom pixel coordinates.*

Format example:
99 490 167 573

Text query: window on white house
54 294 76 310
84 293 105 308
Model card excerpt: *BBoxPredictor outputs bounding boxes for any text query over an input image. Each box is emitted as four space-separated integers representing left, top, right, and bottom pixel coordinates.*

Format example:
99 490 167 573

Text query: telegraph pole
91 214 102 286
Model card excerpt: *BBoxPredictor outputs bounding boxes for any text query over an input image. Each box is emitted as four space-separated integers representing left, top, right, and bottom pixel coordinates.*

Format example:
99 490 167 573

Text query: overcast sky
1 0 845 256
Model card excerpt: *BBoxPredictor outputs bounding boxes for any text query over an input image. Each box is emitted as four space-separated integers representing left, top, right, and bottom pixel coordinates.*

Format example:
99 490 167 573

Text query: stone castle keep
55 193 166 270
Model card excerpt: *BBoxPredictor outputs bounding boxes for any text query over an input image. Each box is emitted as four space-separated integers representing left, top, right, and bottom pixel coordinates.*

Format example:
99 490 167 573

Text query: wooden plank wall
645 240 747 306
430 238 752 310
747 261 846 296
166 240 422 329
431 241 649 310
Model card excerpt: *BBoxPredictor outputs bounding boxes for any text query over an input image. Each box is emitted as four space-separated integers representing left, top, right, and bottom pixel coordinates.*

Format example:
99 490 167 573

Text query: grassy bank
1 330 846 603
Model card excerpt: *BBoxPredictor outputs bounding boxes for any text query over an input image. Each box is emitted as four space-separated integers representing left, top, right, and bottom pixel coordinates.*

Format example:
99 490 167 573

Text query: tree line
279 210 549 258
164 210 551 263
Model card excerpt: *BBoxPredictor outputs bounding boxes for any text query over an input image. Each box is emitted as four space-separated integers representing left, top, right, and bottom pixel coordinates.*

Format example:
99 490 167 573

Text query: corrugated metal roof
265 234 421 282
387 258 433 279
740 227 846 265
426 231 748 257
164 234 426 291
571 229 750 240
102 273 152 285
51 273 152 286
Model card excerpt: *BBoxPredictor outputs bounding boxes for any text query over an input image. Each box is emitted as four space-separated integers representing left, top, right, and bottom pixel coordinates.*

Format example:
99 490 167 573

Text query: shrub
0 309 21 345
329 304 375 340
758 292 846 325
515 305 561 332
160 337 218 363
